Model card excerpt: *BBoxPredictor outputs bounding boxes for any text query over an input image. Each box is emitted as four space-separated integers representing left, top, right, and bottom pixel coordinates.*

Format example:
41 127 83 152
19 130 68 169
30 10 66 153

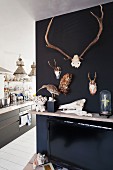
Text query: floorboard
0 127 36 170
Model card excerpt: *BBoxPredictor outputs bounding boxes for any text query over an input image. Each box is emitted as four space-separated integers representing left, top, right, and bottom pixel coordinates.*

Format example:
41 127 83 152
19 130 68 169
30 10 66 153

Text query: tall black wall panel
36 2 113 113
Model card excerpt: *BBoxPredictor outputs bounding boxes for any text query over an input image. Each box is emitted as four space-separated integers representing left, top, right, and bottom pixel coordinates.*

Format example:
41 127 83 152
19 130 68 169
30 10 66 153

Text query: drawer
19 105 32 112
0 109 19 122
0 115 19 130
0 121 19 148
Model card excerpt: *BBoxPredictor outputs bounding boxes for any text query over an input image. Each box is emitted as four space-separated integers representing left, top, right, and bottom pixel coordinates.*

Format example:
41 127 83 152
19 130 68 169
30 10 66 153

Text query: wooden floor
0 127 36 170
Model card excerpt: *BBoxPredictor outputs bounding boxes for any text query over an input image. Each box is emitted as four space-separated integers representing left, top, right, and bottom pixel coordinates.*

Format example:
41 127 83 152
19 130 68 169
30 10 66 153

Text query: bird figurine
37 84 60 98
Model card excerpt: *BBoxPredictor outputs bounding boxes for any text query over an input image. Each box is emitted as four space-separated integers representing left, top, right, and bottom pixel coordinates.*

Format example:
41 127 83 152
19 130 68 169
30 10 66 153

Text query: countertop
31 110 113 123
0 101 34 115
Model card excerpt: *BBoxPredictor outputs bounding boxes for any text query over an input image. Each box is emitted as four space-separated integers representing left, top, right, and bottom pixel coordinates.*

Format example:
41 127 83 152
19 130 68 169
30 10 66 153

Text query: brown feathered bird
59 73 72 94
37 84 60 98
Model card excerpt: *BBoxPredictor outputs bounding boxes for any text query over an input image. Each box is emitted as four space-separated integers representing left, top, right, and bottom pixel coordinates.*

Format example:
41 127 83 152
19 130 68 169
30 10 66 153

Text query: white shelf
4 81 32 83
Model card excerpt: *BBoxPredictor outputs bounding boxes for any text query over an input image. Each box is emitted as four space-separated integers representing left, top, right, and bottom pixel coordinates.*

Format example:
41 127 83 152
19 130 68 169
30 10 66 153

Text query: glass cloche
100 90 112 116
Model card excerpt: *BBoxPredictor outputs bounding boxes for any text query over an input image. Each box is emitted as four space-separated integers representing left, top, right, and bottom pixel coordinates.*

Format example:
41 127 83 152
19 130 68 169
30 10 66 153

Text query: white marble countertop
0 101 34 115
30 110 113 123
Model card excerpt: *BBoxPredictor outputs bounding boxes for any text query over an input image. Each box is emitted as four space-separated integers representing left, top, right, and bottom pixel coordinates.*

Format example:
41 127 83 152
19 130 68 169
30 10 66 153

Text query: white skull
89 82 97 95
71 55 81 68
54 67 61 79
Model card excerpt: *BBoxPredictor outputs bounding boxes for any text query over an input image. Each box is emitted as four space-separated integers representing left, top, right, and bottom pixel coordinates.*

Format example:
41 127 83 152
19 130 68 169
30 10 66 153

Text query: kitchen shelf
4 81 32 83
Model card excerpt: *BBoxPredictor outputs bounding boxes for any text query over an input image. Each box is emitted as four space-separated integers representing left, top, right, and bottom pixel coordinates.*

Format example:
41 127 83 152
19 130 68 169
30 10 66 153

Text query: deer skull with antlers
48 59 61 79
45 5 104 68
88 72 97 95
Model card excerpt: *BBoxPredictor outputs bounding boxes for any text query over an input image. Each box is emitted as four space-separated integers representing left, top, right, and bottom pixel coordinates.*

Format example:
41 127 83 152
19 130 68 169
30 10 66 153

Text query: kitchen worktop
0 101 34 115
31 110 113 123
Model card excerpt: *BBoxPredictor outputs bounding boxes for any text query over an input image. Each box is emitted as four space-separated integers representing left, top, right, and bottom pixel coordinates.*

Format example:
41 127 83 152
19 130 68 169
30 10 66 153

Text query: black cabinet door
0 121 19 148
0 109 19 122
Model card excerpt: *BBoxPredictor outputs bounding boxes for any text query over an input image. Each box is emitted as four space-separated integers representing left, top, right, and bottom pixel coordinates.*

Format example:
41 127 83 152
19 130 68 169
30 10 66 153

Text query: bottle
9 93 13 103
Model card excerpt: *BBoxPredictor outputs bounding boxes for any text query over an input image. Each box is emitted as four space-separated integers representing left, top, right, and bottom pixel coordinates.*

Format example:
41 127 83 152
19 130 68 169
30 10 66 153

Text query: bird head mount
45 5 104 68
48 59 61 79
37 84 60 98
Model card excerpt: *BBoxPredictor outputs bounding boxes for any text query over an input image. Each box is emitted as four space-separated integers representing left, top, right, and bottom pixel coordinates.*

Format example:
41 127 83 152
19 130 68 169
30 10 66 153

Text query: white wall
0 0 35 74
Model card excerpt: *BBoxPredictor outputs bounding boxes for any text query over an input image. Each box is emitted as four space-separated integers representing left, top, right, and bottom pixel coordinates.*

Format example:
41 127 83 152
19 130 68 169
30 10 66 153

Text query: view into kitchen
0 1 36 168
0 56 36 169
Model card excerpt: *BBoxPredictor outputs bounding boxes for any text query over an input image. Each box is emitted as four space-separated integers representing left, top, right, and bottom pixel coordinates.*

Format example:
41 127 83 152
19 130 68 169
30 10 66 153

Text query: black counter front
36 113 113 170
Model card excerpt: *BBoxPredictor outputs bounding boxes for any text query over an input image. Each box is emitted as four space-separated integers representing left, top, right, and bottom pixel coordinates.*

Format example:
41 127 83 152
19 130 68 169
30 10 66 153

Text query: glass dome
100 90 112 116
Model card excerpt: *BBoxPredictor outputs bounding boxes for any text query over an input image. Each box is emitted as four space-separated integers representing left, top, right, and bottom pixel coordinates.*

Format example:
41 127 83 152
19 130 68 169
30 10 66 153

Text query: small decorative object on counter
37 153 46 165
59 99 86 110
34 95 47 112
88 72 97 95
33 153 47 170
100 90 112 116
48 59 61 79
47 97 57 112
4 74 10 82
37 84 60 98
59 73 72 94
59 99 91 117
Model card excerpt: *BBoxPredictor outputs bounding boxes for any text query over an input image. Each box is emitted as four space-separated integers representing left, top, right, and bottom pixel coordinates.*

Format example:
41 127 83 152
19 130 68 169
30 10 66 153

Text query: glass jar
100 90 112 116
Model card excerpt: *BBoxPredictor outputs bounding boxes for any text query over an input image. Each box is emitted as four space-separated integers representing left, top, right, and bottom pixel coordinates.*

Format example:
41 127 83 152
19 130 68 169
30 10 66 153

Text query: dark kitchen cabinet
0 104 36 148
0 121 19 148
0 109 19 148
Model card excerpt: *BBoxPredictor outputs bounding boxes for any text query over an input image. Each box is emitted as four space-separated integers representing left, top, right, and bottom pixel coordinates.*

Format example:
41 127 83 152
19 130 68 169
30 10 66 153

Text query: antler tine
45 17 72 61
54 59 57 67
94 72 97 81
79 5 104 60
100 5 104 19
48 61 55 69
88 72 91 81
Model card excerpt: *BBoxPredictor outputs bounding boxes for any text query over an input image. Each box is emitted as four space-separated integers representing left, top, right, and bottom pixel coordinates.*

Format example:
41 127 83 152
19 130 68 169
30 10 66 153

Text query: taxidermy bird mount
37 84 60 98
37 73 72 98
59 73 72 94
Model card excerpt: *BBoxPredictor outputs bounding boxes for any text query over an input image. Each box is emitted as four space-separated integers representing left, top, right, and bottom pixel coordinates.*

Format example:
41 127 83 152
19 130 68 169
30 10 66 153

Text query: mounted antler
88 72 97 95
79 5 103 60
48 59 61 79
45 18 72 61
45 5 104 68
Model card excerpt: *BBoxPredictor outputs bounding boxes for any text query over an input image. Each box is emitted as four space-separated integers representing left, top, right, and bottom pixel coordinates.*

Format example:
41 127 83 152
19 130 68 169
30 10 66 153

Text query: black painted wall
36 2 113 113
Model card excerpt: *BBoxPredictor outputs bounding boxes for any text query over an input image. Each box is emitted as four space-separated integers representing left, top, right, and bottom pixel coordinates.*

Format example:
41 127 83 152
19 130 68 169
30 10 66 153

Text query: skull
89 82 97 95
71 55 81 68
54 67 61 79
